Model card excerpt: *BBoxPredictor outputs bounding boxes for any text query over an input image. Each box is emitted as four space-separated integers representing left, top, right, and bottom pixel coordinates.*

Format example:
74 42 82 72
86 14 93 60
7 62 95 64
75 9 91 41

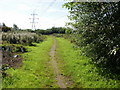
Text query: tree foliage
35 27 66 35
63 2 120 74
13 24 19 30
2 23 11 32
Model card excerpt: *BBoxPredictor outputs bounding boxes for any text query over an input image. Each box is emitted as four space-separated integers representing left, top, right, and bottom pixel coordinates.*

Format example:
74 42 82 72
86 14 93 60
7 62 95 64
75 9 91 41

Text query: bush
2 32 45 45
2 26 11 32
64 2 120 74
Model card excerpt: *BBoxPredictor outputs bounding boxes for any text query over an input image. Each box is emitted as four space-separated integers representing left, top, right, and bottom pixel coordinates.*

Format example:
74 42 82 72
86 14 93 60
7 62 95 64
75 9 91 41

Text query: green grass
3 36 57 88
3 36 120 88
56 37 120 88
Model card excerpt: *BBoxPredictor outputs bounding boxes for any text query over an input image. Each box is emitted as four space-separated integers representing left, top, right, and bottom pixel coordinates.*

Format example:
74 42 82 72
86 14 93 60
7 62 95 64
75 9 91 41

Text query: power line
46 0 56 10
30 0 67 29
28 0 56 30
40 0 56 16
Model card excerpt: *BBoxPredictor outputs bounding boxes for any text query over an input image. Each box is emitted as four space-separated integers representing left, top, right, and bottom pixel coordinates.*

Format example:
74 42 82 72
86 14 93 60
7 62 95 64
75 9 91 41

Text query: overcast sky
0 0 69 29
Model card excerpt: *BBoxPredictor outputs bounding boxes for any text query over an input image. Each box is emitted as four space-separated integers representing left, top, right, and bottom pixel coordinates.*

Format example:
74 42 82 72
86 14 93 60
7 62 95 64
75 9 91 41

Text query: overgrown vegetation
63 2 120 74
3 36 57 88
2 44 27 74
56 37 120 88
2 32 45 45
2 28 46 80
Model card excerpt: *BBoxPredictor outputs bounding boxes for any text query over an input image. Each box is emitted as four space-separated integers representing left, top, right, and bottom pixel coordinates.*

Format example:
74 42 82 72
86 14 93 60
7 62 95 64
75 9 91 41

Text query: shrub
2 32 45 45
64 2 120 74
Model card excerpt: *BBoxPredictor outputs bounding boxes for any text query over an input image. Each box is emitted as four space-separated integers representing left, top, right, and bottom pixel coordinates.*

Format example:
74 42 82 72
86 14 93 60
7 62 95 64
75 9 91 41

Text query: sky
0 0 70 29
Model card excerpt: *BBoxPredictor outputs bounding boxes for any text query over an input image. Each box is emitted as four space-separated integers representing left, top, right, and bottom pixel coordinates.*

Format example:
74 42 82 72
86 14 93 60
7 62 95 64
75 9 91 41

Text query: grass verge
3 36 57 88
56 37 120 88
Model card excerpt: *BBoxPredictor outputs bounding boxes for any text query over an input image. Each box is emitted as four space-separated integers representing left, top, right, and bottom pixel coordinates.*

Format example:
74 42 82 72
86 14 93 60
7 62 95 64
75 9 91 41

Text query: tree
13 24 19 30
35 27 66 35
2 23 6 27
2 23 11 32
63 2 120 74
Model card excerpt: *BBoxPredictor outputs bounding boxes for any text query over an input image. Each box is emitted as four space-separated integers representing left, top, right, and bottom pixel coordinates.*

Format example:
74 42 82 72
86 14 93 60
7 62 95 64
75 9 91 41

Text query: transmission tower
30 10 39 30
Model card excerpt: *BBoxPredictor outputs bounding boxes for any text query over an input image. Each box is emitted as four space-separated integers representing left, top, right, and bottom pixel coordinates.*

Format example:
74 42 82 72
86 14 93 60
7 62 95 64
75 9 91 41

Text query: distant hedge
35 27 66 35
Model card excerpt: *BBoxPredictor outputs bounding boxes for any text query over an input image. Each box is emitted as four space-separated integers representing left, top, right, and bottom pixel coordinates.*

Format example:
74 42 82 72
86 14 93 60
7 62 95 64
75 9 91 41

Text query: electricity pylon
30 10 39 30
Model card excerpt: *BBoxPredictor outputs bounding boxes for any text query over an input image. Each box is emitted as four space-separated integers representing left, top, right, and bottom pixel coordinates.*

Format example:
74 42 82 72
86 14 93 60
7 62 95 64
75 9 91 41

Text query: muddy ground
2 51 23 69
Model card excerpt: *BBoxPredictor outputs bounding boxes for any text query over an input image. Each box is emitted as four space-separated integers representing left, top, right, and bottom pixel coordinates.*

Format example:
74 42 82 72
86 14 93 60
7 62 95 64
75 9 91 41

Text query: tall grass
56 37 120 88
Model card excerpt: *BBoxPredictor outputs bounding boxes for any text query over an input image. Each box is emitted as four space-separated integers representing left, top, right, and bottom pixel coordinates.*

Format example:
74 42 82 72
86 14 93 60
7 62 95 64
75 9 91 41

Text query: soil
2 51 23 68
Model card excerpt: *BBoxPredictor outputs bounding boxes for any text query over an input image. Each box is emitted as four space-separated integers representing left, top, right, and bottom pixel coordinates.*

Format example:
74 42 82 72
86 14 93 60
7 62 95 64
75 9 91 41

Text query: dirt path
49 37 66 88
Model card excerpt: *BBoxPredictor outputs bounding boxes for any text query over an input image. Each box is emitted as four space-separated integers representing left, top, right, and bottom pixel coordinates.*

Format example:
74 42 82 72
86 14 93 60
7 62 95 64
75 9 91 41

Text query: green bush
63 2 120 74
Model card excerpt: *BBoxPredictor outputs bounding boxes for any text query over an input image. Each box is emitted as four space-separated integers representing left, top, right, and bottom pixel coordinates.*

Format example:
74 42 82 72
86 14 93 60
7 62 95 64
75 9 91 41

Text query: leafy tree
13 24 19 30
63 2 120 74
65 27 72 34
2 23 6 27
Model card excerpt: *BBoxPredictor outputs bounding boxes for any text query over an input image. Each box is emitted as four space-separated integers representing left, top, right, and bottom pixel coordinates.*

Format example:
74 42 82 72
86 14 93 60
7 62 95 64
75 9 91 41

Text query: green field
3 36 120 88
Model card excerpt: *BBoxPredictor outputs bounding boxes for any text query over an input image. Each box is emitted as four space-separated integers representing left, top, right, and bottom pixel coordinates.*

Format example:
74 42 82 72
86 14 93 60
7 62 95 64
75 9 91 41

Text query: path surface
49 37 66 88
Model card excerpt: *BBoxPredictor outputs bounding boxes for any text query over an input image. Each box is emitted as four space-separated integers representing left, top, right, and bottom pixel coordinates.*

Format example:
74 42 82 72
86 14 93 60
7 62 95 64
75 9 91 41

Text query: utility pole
30 10 39 30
